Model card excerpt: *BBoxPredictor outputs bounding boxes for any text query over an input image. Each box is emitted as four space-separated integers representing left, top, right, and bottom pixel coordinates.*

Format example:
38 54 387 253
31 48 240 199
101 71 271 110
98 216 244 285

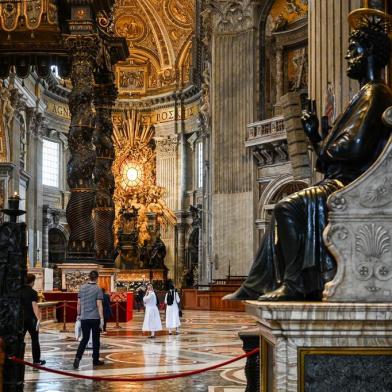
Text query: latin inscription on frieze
141 105 198 124
45 100 71 120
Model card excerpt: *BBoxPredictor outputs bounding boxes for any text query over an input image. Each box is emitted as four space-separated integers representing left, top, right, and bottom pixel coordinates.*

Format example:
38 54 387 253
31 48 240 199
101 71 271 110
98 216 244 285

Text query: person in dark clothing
135 288 145 312
73 270 104 369
101 288 113 334
21 273 46 365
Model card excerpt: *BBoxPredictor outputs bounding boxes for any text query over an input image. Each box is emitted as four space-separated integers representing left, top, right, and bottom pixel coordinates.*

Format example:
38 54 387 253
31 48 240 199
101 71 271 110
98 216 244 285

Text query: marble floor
24 310 256 392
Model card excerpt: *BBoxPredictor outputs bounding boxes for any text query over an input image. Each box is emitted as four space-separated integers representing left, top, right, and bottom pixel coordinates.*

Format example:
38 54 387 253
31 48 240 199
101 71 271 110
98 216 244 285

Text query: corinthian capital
64 34 100 61
208 0 254 33
155 135 179 157
27 108 47 139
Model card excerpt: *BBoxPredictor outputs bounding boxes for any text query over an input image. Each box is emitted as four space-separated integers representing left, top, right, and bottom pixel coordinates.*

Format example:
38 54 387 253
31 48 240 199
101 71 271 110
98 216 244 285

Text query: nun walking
165 283 181 335
142 283 162 338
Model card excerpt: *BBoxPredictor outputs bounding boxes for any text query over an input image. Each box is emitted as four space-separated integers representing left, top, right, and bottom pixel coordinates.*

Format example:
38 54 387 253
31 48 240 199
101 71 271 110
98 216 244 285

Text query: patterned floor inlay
24 310 256 392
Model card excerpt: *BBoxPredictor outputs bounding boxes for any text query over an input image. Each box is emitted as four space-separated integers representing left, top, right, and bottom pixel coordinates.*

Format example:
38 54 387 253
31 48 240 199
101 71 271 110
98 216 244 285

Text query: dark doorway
48 228 67 264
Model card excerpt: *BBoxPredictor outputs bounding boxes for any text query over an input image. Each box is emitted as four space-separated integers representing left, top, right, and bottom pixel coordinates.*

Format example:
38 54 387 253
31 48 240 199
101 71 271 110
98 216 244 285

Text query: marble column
175 211 187 286
200 2 213 284
26 108 45 267
156 135 179 277
42 214 50 267
65 36 98 262
93 74 117 266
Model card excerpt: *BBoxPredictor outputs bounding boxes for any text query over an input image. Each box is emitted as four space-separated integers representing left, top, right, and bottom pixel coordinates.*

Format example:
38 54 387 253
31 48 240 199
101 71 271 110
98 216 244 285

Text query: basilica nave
2 0 392 391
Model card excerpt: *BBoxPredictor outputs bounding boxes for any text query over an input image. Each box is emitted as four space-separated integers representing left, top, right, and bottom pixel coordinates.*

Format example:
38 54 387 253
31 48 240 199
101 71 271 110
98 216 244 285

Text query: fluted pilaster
308 0 362 118
210 0 257 277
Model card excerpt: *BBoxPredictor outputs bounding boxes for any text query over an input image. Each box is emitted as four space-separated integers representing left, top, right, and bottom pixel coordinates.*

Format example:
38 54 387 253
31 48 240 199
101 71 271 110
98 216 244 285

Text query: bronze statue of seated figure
224 17 392 301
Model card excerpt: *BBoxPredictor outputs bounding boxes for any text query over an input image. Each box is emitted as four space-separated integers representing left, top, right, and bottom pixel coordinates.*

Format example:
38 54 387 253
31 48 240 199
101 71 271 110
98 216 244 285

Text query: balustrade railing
245 116 286 147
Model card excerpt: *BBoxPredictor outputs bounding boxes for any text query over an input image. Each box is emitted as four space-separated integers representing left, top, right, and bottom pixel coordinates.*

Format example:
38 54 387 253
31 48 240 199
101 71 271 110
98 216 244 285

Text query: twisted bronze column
93 74 117 266
65 36 98 261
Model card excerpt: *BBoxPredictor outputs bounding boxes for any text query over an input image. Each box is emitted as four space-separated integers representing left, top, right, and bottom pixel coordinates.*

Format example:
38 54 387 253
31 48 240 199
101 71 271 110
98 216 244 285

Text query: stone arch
258 175 308 223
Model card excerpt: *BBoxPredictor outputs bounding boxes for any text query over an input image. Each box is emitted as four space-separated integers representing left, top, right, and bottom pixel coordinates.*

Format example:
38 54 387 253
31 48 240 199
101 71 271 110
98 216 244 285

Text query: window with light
42 139 60 187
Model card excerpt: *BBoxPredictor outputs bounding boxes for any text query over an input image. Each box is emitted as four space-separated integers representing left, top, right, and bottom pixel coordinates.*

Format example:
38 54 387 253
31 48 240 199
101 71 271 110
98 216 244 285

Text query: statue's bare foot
257 284 304 301
222 286 260 301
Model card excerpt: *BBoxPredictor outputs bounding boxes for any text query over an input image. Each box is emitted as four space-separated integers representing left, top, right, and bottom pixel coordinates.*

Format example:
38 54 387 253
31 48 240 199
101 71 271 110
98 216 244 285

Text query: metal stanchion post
60 301 67 333
115 302 120 328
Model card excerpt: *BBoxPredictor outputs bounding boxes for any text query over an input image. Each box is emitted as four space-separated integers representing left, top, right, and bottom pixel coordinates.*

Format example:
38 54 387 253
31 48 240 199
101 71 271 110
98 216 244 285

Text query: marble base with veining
246 301 392 392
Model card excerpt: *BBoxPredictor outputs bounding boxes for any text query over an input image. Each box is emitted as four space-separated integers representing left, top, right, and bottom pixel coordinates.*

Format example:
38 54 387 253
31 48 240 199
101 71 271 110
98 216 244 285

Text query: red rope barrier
9 347 259 382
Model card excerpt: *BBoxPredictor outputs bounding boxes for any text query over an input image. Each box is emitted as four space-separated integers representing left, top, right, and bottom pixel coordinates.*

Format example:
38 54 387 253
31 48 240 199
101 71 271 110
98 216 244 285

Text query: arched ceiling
114 0 195 98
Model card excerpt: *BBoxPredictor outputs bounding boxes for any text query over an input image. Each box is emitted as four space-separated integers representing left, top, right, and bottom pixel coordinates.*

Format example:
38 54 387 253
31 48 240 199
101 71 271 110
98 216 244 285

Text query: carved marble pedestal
246 301 392 392
58 263 101 292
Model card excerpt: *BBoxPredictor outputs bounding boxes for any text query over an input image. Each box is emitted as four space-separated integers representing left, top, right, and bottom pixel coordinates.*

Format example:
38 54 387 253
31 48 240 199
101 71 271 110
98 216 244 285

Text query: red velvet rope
9 347 259 382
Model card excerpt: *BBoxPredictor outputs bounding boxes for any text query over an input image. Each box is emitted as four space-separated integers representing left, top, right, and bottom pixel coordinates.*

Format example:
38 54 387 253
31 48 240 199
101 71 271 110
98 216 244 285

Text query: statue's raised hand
301 102 321 145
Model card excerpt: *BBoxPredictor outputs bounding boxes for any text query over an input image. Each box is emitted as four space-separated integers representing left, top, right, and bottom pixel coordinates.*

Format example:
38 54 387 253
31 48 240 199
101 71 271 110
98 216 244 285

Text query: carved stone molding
10 88 27 117
324 135 392 302
155 135 179 157
65 271 89 292
252 140 289 167
0 82 14 132
210 0 253 33
27 108 47 140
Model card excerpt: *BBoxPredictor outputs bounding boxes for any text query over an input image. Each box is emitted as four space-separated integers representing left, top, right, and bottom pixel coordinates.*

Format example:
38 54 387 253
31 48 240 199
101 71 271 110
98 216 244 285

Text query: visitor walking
101 288 113 334
21 273 46 365
73 270 104 369
142 283 162 338
164 282 181 335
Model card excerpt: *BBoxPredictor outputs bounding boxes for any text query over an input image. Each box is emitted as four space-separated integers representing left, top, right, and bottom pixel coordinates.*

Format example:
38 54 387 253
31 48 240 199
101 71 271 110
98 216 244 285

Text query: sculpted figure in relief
225 16 392 301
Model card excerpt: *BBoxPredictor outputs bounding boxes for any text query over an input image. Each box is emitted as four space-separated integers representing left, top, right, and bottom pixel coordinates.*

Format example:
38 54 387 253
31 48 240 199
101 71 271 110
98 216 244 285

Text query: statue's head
346 20 390 80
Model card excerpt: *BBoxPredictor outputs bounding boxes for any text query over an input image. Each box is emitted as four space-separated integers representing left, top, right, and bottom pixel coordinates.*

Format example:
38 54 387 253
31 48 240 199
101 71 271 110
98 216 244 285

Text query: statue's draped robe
243 82 392 296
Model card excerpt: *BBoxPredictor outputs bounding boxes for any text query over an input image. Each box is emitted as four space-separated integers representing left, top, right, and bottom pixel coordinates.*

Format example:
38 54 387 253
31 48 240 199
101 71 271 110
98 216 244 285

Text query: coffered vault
114 0 195 97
